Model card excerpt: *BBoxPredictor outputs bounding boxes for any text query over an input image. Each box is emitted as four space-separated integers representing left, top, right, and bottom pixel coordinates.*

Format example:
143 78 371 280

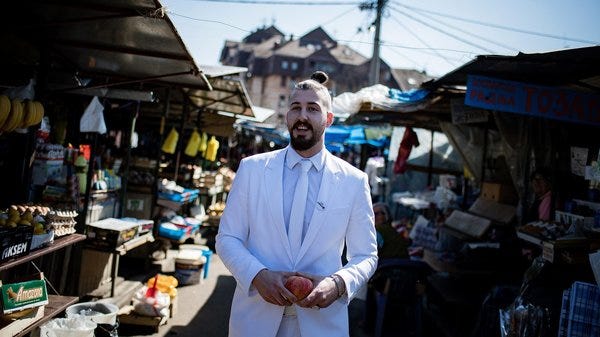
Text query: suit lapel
264 149 294 264
295 153 341 265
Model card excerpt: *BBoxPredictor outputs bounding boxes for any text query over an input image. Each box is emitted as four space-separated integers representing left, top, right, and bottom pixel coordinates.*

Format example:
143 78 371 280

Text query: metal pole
368 0 385 85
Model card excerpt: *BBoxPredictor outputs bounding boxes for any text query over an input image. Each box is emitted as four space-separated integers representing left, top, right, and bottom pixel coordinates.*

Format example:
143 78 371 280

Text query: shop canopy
423 46 600 92
1 0 255 119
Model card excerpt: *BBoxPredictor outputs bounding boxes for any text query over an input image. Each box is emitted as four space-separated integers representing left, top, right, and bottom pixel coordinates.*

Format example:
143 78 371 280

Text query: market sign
465 75 600 126
451 98 488 124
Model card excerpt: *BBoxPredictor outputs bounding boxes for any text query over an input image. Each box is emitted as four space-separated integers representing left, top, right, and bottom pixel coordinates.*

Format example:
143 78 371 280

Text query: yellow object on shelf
161 127 179 154
204 136 219 162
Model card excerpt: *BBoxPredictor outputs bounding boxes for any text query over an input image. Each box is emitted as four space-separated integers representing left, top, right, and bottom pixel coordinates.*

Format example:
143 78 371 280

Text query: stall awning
186 77 255 117
423 46 600 92
1 0 210 90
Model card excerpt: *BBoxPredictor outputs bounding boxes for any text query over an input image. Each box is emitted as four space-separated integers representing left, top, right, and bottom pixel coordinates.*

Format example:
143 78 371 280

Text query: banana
33 101 44 125
0 95 10 129
3 99 23 132
21 101 36 128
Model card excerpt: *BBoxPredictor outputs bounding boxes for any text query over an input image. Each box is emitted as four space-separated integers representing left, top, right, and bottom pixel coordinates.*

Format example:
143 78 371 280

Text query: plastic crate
0 226 34 263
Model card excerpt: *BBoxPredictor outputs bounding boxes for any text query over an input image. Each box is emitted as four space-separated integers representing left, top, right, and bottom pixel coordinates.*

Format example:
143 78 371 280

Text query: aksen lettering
2 243 27 259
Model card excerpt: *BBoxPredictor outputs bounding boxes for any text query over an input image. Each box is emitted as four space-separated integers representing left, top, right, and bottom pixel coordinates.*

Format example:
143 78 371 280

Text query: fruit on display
0 95 10 127
284 276 314 300
1 99 23 132
0 96 45 132
0 205 50 232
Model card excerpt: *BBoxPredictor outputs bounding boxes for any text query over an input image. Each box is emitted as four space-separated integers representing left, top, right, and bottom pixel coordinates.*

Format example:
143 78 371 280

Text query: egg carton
49 222 77 237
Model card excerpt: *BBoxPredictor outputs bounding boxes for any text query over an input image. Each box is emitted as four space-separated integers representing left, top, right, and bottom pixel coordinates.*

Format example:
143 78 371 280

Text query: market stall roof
423 46 600 91
2 0 256 119
334 84 454 131
2 0 212 90
186 77 255 117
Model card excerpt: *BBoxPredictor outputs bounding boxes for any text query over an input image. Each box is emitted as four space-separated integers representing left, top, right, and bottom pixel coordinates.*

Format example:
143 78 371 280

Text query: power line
392 1 600 45
181 0 362 5
389 5 496 53
388 15 457 67
399 5 518 53
322 6 358 26
338 39 479 55
168 12 253 32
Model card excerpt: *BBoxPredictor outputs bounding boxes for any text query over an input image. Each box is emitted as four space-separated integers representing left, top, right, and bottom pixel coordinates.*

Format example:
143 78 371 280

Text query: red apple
284 276 314 300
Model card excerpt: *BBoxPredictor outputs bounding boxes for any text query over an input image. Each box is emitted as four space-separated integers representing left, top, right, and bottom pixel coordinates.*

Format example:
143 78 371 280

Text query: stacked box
86 218 139 251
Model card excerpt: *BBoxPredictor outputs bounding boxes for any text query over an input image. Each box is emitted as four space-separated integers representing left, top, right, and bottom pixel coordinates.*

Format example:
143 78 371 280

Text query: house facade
220 25 432 125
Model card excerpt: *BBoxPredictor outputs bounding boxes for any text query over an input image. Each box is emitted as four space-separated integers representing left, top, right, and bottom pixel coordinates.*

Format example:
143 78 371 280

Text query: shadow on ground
165 275 235 337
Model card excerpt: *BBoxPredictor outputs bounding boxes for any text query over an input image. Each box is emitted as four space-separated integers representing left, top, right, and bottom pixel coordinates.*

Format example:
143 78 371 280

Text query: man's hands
252 270 344 309
252 269 297 306
295 273 341 309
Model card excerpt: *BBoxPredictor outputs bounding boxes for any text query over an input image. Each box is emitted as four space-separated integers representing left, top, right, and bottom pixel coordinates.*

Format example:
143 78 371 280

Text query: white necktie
288 160 312 257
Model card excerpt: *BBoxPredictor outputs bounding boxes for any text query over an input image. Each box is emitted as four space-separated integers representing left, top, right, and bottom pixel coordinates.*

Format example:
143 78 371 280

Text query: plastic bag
204 136 219 162
132 285 170 317
4 78 35 100
498 257 551 337
161 127 178 154
40 316 96 337
79 96 107 134
184 128 201 157
499 297 550 337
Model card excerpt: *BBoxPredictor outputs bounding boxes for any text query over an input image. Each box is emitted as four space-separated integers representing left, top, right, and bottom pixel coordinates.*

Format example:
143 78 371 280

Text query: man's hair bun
310 71 328 84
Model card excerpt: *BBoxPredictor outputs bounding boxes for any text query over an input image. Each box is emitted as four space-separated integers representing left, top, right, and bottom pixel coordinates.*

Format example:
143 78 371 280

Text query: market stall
0 0 254 335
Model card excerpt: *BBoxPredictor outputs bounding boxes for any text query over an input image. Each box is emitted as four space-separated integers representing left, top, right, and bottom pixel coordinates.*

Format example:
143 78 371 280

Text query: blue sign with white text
465 75 600 126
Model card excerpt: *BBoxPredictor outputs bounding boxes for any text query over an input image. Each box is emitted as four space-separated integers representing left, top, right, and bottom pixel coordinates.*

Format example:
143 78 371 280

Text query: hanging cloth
393 127 420 174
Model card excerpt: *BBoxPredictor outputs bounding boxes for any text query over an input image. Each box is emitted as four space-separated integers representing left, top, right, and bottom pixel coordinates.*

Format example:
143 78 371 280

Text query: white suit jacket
216 147 378 337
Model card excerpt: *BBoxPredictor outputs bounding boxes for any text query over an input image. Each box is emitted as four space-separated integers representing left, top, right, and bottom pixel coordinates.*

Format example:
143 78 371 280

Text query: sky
161 0 600 79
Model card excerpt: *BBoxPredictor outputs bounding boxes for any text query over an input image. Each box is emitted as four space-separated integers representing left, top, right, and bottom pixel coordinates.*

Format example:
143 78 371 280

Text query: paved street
117 250 371 337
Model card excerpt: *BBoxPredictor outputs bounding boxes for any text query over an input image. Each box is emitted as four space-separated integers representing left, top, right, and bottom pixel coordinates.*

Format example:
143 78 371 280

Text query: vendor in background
526 168 552 222
373 202 409 259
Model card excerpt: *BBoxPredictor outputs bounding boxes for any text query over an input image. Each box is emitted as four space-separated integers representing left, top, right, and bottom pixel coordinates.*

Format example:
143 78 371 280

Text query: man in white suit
216 71 378 337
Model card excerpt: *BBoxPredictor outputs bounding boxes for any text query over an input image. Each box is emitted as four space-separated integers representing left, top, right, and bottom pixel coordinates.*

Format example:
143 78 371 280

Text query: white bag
132 286 170 317
80 96 107 134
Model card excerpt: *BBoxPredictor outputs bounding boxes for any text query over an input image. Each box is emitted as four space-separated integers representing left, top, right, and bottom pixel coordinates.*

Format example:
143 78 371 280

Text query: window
278 95 287 108
291 62 298 71
281 60 289 70
280 76 287 87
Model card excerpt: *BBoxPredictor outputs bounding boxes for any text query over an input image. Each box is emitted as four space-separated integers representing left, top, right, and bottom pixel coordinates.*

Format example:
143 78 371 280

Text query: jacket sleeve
215 159 267 295
336 171 378 302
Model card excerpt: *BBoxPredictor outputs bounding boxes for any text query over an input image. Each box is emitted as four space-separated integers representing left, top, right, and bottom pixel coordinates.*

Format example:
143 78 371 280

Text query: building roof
243 25 284 44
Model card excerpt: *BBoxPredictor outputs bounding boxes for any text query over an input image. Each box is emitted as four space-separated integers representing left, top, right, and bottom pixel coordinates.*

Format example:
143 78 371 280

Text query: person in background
216 71 378 337
373 202 409 259
527 168 552 222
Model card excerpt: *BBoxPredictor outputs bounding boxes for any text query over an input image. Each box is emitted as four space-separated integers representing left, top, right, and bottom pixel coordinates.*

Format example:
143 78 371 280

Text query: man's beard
289 122 320 151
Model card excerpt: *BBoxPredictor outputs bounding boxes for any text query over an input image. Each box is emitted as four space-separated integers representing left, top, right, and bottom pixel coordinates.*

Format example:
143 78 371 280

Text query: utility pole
368 0 385 85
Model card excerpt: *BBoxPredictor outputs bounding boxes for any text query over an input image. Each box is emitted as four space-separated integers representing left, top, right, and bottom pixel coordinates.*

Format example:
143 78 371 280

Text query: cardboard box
481 182 517 204
86 218 139 251
0 279 48 314
124 192 154 220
